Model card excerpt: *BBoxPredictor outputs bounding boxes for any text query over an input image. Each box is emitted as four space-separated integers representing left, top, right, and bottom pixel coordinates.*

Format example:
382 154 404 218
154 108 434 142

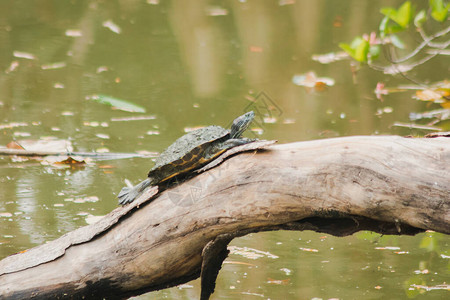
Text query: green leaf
430 0 449 22
396 1 413 27
354 39 370 62
379 15 405 36
380 1 413 28
339 37 369 62
390 34 406 49
339 43 356 58
89 94 146 113
380 7 397 19
369 45 381 59
350 36 364 48
414 10 427 27
379 16 390 38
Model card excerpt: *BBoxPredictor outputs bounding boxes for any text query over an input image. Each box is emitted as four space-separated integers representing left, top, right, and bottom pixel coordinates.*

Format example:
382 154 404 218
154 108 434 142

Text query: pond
0 1 448 299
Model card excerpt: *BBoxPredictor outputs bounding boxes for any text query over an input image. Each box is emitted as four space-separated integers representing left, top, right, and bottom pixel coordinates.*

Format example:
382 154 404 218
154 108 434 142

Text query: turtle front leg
117 177 153 205
219 137 257 150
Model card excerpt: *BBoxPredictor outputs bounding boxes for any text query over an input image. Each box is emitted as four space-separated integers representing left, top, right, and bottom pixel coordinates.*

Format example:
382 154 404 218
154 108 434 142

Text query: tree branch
0 136 448 299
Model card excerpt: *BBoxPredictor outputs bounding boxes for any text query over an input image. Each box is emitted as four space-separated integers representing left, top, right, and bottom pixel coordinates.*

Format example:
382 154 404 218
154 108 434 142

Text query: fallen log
0 135 449 299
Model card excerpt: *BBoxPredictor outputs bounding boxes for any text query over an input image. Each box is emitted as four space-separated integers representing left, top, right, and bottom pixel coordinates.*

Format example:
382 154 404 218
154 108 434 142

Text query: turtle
117 111 256 205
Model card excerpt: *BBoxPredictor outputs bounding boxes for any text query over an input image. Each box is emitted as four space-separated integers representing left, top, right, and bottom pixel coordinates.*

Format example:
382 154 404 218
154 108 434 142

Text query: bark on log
0 136 449 299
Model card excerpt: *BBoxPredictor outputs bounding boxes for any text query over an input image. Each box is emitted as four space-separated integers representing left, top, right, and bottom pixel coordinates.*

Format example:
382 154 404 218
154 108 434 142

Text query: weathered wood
0 136 449 299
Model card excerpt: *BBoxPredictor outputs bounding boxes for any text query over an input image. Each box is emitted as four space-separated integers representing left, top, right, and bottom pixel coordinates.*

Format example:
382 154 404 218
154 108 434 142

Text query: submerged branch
0 148 154 160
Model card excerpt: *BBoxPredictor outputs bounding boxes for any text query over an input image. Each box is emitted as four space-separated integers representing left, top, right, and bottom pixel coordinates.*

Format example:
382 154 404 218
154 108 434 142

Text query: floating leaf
375 246 401 250
267 278 290 285
65 29 82 37
95 133 110 139
110 115 156 121
13 132 31 137
415 89 444 102
88 94 146 113
0 122 28 130
292 71 335 90
249 46 263 52
146 130 160 135
102 20 121 34
72 196 100 204
312 51 349 64
205 6 228 16
45 155 88 166
13 51 36 60
41 62 67 70
5 61 19 73
299 247 319 252
6 141 24 150
414 88 450 108
17 138 73 152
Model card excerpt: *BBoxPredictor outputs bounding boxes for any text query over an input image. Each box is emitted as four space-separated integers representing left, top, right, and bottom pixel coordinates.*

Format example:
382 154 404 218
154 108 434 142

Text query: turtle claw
117 187 133 205
117 178 152 205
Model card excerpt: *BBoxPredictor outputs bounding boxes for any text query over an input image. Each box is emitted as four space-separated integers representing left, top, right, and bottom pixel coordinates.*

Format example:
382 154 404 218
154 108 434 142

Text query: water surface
0 1 448 299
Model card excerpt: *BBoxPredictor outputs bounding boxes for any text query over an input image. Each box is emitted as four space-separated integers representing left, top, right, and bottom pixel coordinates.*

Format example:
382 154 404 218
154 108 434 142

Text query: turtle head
230 111 254 138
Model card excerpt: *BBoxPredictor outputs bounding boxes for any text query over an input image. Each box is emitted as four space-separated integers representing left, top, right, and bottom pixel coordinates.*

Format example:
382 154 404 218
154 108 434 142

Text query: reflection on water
0 1 448 299
15 177 37 215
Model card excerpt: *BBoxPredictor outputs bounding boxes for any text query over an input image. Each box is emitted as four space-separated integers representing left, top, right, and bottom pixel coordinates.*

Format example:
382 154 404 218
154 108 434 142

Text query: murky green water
0 1 448 299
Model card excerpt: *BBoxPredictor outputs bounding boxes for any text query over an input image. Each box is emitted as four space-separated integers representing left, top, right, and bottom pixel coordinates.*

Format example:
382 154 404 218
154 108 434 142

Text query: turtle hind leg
117 178 152 205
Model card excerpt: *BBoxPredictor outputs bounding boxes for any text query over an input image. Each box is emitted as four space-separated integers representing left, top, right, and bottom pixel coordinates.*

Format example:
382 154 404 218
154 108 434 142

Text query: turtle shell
148 125 230 183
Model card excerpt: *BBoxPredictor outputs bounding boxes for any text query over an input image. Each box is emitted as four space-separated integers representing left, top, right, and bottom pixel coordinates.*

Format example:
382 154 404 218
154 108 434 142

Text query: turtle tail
117 178 152 205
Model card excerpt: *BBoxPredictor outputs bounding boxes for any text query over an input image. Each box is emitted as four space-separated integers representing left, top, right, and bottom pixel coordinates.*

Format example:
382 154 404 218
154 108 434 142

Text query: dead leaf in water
13 51 36 60
299 247 319 252
54 156 86 165
415 89 447 102
292 71 334 92
312 51 349 64
6 141 24 150
249 46 263 53
65 29 82 37
88 94 146 113
15 138 73 152
267 278 290 285
102 20 121 34
0 122 28 130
